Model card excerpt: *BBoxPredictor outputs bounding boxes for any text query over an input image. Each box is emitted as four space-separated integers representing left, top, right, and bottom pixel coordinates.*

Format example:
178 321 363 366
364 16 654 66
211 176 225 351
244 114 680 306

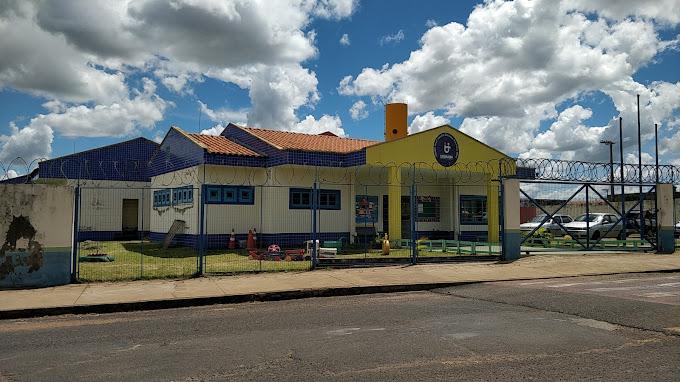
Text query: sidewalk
2 253 679 319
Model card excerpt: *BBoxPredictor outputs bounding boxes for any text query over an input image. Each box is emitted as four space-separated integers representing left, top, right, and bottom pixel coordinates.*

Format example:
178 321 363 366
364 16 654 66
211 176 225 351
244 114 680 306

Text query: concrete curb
2 268 679 320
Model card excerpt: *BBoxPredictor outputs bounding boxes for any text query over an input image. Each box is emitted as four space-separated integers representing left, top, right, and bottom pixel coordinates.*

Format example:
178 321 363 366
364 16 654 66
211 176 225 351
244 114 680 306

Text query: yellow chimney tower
384 103 407 141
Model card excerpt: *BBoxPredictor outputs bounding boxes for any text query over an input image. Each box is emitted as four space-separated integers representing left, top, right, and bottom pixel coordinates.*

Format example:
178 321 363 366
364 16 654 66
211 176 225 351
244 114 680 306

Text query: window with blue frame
153 189 171 207
289 188 341 210
460 195 487 225
205 185 255 205
172 187 193 205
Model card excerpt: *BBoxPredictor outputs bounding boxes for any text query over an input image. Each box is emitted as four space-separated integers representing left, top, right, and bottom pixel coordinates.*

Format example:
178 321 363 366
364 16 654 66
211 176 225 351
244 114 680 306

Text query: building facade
14 104 515 248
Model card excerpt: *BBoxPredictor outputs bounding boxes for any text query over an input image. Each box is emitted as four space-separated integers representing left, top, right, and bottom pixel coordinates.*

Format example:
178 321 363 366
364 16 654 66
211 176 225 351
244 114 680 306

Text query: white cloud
199 101 248 126
1 169 19 180
0 122 53 163
21 78 168 138
625 152 655 164
152 130 165 143
200 124 226 136
0 0 358 159
247 65 321 130
293 115 345 136
349 100 368 120
425 19 437 28
339 33 350 46
409 112 449 133
312 0 357 19
339 0 680 162
379 30 405 45
566 0 680 25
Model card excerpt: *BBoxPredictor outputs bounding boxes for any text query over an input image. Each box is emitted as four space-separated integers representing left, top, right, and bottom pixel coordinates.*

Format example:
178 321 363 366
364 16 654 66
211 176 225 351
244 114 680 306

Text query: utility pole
618 117 626 240
655 123 659 184
637 94 644 241
600 139 615 200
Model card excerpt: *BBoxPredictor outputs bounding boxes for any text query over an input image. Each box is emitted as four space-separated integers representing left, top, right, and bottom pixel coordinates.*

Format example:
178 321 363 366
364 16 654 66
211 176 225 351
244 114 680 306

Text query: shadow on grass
121 241 198 259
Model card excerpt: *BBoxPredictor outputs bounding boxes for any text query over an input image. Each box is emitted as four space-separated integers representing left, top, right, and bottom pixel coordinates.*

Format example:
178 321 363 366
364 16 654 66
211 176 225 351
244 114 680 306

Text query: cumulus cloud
293 115 345 136
200 124 226 136
379 30 405 45
409 112 450 133
349 100 368 120
566 0 680 25
19 78 168 138
199 101 248 126
425 19 438 28
339 0 680 161
0 122 53 163
339 33 350 46
1 169 19 180
0 0 358 159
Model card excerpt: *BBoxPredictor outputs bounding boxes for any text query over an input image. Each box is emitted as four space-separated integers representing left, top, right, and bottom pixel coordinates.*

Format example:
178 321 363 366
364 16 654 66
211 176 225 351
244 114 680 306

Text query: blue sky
1 0 680 173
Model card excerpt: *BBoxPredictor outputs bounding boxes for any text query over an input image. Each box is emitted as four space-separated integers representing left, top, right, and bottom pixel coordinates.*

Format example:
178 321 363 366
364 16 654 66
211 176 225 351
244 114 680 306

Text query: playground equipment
305 240 338 257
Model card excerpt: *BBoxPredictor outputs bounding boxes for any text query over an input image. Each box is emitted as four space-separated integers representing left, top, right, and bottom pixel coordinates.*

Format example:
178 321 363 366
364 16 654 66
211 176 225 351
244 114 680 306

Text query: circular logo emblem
433 133 459 167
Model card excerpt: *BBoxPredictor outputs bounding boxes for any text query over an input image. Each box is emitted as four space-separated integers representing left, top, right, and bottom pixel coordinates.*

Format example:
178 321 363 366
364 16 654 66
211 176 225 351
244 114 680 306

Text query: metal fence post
198 185 206 275
140 188 144 279
410 183 417 264
586 184 590 249
311 181 318 268
70 186 80 283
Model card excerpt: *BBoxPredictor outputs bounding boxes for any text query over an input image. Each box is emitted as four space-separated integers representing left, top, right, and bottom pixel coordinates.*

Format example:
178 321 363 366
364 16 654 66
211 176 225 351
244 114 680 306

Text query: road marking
656 282 680 287
443 332 479 340
327 328 361 336
639 292 680 298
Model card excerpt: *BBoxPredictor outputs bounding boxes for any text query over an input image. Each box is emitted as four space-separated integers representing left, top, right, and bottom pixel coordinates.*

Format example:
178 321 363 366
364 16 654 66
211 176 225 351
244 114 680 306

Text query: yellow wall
366 125 510 168
365 125 512 242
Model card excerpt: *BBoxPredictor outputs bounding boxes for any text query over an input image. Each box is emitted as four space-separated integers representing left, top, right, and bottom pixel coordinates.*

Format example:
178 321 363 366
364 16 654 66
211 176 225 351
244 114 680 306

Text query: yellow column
388 166 402 241
487 178 500 243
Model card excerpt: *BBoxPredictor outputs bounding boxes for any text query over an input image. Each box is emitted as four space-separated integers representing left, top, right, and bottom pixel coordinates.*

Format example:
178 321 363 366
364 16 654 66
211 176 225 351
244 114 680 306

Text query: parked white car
520 214 573 236
563 213 623 240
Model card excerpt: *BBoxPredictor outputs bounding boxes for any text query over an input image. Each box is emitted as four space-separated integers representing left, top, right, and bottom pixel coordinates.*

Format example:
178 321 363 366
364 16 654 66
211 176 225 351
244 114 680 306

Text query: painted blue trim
657 227 675 254
502 230 521 261
204 185 255 205
153 189 171 207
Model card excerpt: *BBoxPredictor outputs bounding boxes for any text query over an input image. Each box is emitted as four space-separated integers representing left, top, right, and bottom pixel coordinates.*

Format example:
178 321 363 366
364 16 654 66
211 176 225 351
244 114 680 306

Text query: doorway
122 199 139 235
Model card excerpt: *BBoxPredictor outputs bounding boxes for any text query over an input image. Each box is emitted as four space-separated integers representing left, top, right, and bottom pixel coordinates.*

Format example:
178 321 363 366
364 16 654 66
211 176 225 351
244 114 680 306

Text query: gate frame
517 179 658 251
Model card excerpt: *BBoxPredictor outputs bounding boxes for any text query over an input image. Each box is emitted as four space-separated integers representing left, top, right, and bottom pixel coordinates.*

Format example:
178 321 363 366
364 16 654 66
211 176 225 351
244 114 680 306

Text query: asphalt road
1 272 679 382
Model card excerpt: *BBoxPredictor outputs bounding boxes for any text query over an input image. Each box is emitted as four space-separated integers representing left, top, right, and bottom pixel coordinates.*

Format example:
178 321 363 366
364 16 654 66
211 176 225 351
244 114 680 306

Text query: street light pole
600 139 615 200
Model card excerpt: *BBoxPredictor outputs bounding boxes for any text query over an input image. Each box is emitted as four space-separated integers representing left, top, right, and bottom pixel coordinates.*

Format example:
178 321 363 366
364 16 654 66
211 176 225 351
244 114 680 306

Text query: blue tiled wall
147 129 206 177
39 138 158 181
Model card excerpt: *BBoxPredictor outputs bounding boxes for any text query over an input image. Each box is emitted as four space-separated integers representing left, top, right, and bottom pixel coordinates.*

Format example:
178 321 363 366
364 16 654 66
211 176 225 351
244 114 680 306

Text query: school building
26 103 515 248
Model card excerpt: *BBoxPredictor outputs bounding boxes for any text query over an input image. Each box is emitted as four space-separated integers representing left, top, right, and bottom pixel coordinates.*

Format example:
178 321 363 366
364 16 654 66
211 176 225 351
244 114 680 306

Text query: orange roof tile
237 126 378 154
187 134 261 157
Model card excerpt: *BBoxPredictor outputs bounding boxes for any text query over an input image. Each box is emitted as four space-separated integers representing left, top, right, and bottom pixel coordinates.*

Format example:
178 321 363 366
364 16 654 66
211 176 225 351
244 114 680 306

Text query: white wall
74 180 151 233
149 166 201 235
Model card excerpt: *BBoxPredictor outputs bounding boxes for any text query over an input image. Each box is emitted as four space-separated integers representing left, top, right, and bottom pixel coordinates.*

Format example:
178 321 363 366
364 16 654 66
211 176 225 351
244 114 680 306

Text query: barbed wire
1 156 678 188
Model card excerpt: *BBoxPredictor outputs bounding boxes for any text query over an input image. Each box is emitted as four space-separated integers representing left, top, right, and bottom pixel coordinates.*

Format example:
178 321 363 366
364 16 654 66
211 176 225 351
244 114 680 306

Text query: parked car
563 213 623 240
520 214 573 236
675 221 680 238
624 210 656 238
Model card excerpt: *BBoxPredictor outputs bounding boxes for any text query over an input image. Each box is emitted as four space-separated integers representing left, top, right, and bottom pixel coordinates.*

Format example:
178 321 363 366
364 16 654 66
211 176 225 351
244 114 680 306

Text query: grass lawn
77 239 503 282
78 240 310 282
